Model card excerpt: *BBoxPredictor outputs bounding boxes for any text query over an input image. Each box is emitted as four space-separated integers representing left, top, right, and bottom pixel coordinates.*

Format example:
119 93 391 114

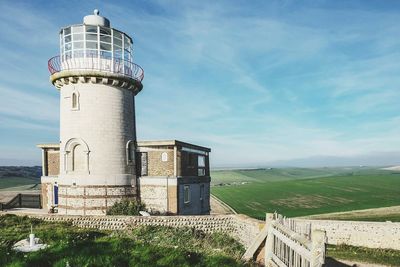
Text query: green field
211 167 400 218
0 177 39 190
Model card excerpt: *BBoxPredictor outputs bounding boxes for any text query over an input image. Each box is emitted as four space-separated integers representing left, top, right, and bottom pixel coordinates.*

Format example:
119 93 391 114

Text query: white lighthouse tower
47 10 144 215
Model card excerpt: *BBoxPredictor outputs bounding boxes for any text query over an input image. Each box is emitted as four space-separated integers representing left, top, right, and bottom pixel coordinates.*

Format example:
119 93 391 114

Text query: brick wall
47 151 60 176
146 150 174 176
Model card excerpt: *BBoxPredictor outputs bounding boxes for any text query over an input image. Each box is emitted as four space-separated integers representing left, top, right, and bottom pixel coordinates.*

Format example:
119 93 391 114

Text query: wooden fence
243 213 326 267
0 194 41 211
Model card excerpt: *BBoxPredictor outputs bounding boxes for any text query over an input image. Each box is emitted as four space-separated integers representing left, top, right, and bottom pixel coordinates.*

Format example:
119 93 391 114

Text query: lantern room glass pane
100 42 111 51
86 34 97 41
100 35 111 43
86 41 98 49
65 43 72 51
113 38 122 47
64 27 71 35
72 26 83 33
73 42 84 49
73 34 83 41
99 27 111 35
64 35 72 43
113 31 122 39
86 25 97 33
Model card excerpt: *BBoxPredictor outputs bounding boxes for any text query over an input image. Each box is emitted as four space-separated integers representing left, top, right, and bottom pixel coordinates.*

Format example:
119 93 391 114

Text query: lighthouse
46 10 144 215
39 10 211 216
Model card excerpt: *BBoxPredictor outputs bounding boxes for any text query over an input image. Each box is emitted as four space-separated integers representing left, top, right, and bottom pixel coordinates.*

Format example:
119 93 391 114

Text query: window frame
126 140 135 165
71 91 80 111
183 185 190 204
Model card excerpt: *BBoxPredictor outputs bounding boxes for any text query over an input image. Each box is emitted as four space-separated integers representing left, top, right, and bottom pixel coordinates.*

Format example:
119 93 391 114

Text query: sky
1 0 400 167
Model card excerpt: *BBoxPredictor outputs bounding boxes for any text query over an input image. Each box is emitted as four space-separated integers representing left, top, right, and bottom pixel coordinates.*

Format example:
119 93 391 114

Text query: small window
200 184 205 201
198 155 205 167
161 152 168 162
71 92 79 110
126 141 135 165
184 185 190 204
198 168 205 176
140 152 148 176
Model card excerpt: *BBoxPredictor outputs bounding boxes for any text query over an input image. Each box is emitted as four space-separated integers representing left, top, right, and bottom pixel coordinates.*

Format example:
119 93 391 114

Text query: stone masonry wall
147 150 174 176
294 218 400 250
47 151 60 176
6 213 264 249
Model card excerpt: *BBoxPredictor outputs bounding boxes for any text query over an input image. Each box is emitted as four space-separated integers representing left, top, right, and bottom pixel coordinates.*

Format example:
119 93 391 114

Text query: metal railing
0 194 42 210
48 52 144 82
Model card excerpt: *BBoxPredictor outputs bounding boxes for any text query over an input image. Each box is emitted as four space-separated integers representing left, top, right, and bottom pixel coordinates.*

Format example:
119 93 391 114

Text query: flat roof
137 140 211 152
37 143 60 149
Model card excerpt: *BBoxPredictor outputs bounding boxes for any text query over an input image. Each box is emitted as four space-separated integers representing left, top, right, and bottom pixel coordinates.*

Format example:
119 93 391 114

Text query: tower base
57 184 136 215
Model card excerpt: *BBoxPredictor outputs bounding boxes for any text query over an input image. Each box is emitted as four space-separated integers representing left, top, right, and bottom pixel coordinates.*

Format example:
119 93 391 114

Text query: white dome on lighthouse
83 9 110 27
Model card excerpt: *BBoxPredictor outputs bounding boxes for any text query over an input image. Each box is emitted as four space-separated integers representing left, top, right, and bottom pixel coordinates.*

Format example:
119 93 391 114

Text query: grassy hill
211 167 400 219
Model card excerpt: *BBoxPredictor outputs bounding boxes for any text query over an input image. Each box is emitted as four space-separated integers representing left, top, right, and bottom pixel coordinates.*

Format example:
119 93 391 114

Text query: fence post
264 213 275 265
310 229 327 267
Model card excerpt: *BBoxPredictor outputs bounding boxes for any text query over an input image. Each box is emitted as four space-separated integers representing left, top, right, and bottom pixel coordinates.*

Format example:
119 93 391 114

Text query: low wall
1 212 264 249
294 219 400 250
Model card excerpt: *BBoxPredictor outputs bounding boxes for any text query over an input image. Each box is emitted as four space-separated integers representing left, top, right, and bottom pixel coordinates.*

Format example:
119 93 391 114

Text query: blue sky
1 0 400 167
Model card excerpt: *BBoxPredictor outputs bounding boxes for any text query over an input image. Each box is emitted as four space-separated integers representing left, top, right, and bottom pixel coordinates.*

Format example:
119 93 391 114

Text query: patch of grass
0 214 251 267
327 244 400 266
211 168 400 218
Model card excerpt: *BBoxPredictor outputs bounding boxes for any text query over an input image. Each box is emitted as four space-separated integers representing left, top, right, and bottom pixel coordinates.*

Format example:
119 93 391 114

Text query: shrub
106 199 146 216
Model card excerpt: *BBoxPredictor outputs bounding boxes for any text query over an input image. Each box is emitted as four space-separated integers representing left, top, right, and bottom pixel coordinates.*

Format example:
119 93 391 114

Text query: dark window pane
100 35 111 43
86 25 97 33
113 37 122 46
64 27 71 35
99 27 111 35
113 31 122 39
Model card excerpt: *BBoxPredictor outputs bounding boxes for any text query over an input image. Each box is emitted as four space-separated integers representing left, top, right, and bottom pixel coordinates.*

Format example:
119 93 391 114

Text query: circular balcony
48 53 144 82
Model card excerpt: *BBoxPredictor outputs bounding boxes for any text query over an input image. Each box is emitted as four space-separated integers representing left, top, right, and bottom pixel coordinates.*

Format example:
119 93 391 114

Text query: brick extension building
38 10 211 215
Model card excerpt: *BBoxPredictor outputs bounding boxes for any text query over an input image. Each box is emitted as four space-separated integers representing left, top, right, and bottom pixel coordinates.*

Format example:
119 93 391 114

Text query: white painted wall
59 82 136 186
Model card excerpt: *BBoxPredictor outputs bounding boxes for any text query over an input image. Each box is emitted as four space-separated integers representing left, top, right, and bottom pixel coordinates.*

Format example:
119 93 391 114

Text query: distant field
0 177 39 190
211 167 400 219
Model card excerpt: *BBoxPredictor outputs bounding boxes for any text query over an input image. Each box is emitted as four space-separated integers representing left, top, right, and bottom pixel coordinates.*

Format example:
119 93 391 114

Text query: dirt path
299 205 400 221
210 194 236 215
326 257 390 267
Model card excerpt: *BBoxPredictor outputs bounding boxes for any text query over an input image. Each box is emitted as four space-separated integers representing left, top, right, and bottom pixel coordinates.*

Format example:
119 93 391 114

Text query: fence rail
265 213 326 267
0 194 41 211
242 212 326 267
48 53 144 82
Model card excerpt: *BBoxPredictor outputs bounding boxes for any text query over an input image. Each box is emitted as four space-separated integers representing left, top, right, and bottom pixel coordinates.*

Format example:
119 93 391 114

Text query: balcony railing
48 53 144 82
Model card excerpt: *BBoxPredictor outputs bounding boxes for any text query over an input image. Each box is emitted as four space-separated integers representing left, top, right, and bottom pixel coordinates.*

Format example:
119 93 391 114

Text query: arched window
126 140 135 165
161 152 168 162
64 138 90 174
72 93 77 109
72 144 85 172
71 91 80 110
